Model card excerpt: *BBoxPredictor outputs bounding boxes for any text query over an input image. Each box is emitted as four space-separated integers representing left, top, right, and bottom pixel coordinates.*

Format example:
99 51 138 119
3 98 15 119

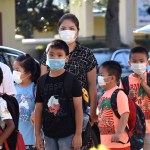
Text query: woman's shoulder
76 42 91 52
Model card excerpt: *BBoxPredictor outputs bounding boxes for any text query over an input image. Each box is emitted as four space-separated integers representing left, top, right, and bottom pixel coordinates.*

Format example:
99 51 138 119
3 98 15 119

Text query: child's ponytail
15 54 41 84
32 60 40 84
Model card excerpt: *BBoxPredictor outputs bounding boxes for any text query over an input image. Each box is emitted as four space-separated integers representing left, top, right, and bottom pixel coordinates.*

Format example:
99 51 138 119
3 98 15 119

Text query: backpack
38 71 100 148
0 94 26 150
110 89 146 150
0 66 25 150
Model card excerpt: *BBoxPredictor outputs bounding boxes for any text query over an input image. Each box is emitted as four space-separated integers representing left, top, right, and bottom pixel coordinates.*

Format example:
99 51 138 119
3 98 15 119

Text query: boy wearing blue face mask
35 39 83 150
120 46 150 150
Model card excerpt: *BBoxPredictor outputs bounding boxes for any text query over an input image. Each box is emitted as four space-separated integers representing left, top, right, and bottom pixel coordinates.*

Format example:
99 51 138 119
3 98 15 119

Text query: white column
0 0 16 47
119 0 135 45
119 0 134 45
70 0 94 37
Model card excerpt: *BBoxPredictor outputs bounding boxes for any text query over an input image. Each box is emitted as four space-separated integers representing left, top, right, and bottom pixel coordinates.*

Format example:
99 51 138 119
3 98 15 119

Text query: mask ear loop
21 74 31 81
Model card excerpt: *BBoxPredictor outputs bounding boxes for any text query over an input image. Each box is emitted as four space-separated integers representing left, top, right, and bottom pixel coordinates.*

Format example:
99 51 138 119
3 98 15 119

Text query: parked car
0 46 25 71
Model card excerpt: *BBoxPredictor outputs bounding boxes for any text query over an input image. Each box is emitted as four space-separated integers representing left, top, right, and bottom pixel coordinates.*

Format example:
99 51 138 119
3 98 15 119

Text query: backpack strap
110 89 122 119
147 72 150 87
64 71 75 117
38 73 48 97
121 76 129 95
110 89 130 144
64 71 74 101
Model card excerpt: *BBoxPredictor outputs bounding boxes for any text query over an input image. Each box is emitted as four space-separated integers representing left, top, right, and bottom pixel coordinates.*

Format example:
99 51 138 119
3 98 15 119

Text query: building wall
93 16 105 37
0 0 16 47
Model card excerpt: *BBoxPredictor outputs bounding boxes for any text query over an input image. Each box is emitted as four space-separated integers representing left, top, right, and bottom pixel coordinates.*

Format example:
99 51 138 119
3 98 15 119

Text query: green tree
16 0 65 38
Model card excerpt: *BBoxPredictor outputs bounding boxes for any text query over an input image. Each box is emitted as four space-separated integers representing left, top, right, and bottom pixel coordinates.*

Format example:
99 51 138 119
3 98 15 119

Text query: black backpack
110 89 146 150
0 67 24 150
0 94 19 150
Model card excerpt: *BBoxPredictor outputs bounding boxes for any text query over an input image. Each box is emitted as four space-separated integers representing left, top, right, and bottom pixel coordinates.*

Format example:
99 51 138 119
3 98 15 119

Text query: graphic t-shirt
120 73 150 133
15 82 35 145
0 98 12 129
35 71 82 138
98 86 130 148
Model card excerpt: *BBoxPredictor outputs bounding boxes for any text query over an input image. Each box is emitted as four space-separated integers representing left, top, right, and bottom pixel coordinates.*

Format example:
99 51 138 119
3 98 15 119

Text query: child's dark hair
16 54 40 83
100 61 122 82
46 39 69 55
129 46 149 60
58 13 79 30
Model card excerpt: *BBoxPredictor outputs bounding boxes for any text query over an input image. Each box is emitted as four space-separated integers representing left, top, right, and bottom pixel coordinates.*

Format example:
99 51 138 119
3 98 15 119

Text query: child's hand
111 132 122 143
138 74 146 85
30 112 35 125
36 135 44 150
71 134 82 149
129 89 136 99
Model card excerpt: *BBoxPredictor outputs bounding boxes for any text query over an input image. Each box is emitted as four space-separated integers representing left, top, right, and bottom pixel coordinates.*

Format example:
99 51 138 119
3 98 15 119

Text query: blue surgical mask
46 59 65 70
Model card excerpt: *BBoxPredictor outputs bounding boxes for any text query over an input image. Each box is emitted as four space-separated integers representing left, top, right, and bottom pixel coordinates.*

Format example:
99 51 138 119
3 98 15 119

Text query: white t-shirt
0 62 16 95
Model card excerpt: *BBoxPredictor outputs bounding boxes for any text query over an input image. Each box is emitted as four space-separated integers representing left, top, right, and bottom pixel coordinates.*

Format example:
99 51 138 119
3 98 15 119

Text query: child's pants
44 134 73 150
143 133 150 150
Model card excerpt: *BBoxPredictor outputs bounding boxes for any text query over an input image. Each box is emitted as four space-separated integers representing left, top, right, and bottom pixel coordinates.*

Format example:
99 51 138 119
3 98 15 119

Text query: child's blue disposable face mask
46 59 65 70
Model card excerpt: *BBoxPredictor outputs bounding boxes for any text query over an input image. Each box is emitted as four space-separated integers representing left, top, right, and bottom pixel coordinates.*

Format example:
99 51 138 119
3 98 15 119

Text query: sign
136 0 150 27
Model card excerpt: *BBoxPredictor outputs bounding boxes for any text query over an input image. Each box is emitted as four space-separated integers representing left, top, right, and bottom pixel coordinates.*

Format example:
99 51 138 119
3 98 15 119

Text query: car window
111 50 132 76
0 52 18 71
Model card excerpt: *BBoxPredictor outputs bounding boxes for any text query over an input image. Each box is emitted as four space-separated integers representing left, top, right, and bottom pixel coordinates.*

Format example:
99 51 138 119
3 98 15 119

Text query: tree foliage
16 0 65 38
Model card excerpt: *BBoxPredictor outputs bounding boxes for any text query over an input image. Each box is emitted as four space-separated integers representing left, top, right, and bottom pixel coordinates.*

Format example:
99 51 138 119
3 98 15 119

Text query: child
97 61 130 150
0 67 15 149
35 39 83 150
120 46 150 150
13 54 40 150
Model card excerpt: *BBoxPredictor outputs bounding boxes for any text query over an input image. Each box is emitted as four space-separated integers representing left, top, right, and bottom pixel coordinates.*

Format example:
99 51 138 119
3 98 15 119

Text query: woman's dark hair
58 13 79 30
46 39 69 55
16 54 40 83
100 61 122 82
0 67 3 85
129 46 149 60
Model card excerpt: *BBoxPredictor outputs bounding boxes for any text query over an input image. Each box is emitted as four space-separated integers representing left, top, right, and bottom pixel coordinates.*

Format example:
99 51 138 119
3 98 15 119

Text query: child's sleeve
35 80 43 103
117 91 130 115
0 99 12 121
72 77 82 97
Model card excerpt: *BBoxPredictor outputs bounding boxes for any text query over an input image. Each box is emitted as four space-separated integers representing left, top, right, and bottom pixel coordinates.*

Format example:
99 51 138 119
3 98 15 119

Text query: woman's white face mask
59 30 77 44
131 63 147 75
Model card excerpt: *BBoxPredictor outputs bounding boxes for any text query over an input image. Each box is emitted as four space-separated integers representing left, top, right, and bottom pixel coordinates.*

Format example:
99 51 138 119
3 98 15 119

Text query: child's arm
35 103 44 150
111 112 129 142
72 96 83 149
139 74 150 98
0 119 15 145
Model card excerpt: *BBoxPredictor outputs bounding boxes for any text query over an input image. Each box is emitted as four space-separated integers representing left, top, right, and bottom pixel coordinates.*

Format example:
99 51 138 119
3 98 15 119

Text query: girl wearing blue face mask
13 54 40 150
35 39 83 150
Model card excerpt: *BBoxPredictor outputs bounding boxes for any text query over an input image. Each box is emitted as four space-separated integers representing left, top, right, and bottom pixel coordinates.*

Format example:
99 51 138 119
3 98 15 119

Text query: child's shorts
109 146 131 150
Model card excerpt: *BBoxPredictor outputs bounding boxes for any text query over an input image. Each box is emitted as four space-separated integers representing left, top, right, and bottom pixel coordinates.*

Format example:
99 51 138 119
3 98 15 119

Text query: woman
40 13 97 124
